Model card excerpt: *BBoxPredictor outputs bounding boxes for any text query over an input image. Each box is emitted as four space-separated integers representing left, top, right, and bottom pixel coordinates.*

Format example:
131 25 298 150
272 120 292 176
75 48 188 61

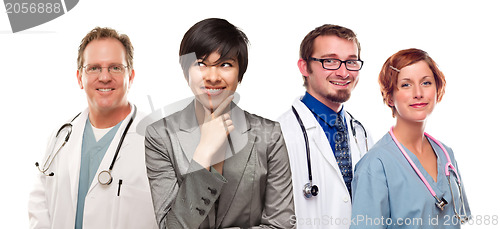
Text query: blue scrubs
351 133 471 228
75 118 122 229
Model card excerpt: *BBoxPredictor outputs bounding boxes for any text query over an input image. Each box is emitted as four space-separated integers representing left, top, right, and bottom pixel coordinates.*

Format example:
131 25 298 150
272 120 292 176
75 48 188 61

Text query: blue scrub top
351 132 471 229
75 118 122 229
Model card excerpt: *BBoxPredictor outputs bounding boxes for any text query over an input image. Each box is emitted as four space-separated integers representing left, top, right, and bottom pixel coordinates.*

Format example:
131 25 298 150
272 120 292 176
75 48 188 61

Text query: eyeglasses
309 57 363 71
82 64 129 75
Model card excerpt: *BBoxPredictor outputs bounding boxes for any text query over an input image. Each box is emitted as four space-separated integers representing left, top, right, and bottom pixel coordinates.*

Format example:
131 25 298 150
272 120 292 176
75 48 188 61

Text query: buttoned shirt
301 92 348 154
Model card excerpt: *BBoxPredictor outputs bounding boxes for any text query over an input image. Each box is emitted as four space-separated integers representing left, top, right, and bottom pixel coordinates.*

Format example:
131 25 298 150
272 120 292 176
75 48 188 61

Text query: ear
387 96 394 106
128 69 135 88
76 70 84 89
297 58 309 77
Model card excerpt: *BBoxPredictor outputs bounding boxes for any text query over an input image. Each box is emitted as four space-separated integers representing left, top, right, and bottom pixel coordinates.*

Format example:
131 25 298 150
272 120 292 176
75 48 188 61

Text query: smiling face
391 60 437 123
298 35 360 112
77 38 134 114
188 52 239 112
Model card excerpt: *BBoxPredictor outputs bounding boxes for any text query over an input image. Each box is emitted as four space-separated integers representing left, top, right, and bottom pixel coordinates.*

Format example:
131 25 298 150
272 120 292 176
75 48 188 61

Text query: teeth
206 88 223 93
331 81 350 86
98 89 112 92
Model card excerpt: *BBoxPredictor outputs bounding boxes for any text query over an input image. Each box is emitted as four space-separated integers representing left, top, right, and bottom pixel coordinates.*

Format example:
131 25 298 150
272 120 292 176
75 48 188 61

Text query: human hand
193 95 234 169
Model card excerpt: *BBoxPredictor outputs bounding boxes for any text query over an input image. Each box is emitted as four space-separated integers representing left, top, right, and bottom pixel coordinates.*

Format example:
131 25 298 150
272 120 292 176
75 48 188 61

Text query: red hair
379 48 446 117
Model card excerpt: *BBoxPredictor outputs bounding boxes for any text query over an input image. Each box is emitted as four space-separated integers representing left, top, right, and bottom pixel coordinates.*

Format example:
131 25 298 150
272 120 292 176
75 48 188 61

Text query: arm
145 123 226 229
28 173 51 229
28 131 57 229
220 122 295 229
351 157 390 229
256 123 295 229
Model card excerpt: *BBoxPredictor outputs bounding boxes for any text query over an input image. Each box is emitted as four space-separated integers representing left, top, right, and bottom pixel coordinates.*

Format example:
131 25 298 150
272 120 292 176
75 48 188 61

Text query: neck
306 91 343 113
89 104 131 128
324 101 342 113
195 100 205 126
194 99 231 125
392 117 427 155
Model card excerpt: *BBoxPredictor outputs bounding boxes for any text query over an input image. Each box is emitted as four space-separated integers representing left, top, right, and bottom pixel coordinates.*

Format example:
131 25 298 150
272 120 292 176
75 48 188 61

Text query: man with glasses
278 24 374 229
28 27 157 229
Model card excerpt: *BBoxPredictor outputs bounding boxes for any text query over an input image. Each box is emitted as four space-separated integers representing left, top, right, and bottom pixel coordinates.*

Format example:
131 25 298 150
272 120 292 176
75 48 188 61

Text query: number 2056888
5 2 62 14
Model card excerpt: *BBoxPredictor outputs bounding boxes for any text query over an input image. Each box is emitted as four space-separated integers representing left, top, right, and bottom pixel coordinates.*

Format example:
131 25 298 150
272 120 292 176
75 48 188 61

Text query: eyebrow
398 76 433 82
319 53 359 59
85 62 124 66
219 57 237 62
199 57 237 64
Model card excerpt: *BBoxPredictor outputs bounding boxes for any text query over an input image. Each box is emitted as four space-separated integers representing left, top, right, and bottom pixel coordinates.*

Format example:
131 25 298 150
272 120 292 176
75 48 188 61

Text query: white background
1 0 499 227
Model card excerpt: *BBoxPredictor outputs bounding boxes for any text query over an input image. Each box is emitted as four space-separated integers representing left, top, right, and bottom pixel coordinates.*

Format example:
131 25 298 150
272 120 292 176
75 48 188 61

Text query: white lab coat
277 98 374 229
28 105 158 229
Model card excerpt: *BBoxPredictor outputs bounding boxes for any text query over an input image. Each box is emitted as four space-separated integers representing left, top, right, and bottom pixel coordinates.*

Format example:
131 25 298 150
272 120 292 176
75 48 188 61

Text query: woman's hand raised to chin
193 95 235 171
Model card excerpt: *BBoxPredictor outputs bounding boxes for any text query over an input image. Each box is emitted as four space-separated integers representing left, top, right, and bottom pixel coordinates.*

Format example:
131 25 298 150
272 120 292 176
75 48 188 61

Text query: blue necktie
334 114 352 196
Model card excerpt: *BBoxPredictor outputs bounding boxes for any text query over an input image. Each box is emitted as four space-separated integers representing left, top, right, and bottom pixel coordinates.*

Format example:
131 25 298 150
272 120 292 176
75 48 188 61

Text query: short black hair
179 18 249 82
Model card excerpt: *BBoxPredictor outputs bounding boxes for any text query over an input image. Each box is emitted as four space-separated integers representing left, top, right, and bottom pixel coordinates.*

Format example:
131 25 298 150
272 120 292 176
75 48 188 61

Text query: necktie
334 114 352 196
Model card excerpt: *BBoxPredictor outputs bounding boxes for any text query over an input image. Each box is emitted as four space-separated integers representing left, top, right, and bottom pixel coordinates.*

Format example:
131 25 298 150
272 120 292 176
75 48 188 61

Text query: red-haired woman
351 48 470 228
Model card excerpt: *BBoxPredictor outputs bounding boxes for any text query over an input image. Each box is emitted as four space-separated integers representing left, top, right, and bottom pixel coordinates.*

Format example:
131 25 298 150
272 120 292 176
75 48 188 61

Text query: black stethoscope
35 105 137 185
291 105 368 199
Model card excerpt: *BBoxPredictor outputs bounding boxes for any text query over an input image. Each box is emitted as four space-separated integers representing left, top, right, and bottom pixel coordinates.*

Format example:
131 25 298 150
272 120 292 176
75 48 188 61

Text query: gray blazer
145 101 295 229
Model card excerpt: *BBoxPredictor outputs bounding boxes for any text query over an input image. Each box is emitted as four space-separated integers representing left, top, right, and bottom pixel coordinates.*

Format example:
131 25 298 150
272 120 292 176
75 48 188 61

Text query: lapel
293 99 345 184
175 101 201 162
87 105 135 193
176 101 252 163
173 101 256 227
216 104 255 228
64 109 88 214
345 110 362 164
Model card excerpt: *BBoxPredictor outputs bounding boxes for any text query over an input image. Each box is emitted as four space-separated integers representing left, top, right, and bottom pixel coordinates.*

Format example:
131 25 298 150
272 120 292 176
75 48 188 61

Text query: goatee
326 89 351 103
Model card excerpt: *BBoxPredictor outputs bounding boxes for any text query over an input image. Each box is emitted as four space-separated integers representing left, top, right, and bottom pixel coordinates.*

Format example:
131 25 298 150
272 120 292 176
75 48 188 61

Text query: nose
336 63 350 79
203 66 221 84
97 68 112 83
414 84 424 99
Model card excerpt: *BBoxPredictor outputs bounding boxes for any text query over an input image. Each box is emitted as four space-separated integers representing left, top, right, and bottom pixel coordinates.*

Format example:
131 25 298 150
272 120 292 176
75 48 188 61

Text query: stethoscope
389 127 469 223
35 105 137 186
291 105 368 199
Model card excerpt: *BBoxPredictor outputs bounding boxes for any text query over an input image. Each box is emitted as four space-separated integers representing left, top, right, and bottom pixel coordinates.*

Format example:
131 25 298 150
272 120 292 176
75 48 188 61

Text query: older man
28 27 157 229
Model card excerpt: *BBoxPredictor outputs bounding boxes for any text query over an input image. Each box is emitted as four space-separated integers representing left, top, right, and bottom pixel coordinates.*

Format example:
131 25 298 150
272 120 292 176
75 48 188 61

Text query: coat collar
301 92 345 127
292 98 346 186
65 108 88 214
176 100 251 161
66 104 137 206
87 104 137 191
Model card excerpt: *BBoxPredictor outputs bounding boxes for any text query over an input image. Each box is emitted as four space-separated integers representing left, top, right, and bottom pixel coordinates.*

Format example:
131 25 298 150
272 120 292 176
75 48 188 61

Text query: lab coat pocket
111 180 156 229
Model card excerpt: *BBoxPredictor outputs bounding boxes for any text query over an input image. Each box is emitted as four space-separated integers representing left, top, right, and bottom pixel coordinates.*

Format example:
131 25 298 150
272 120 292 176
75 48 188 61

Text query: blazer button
202 197 210 205
208 187 217 195
196 207 205 216
343 196 349 203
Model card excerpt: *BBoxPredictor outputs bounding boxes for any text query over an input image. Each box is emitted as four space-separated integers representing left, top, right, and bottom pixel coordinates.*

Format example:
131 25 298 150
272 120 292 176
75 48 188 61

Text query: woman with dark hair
144 18 295 229
351 48 471 228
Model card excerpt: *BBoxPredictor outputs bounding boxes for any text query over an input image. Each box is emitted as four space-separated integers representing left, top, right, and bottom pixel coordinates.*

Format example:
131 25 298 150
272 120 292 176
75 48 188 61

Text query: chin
194 90 233 111
195 95 224 111
326 90 351 104
92 99 125 112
